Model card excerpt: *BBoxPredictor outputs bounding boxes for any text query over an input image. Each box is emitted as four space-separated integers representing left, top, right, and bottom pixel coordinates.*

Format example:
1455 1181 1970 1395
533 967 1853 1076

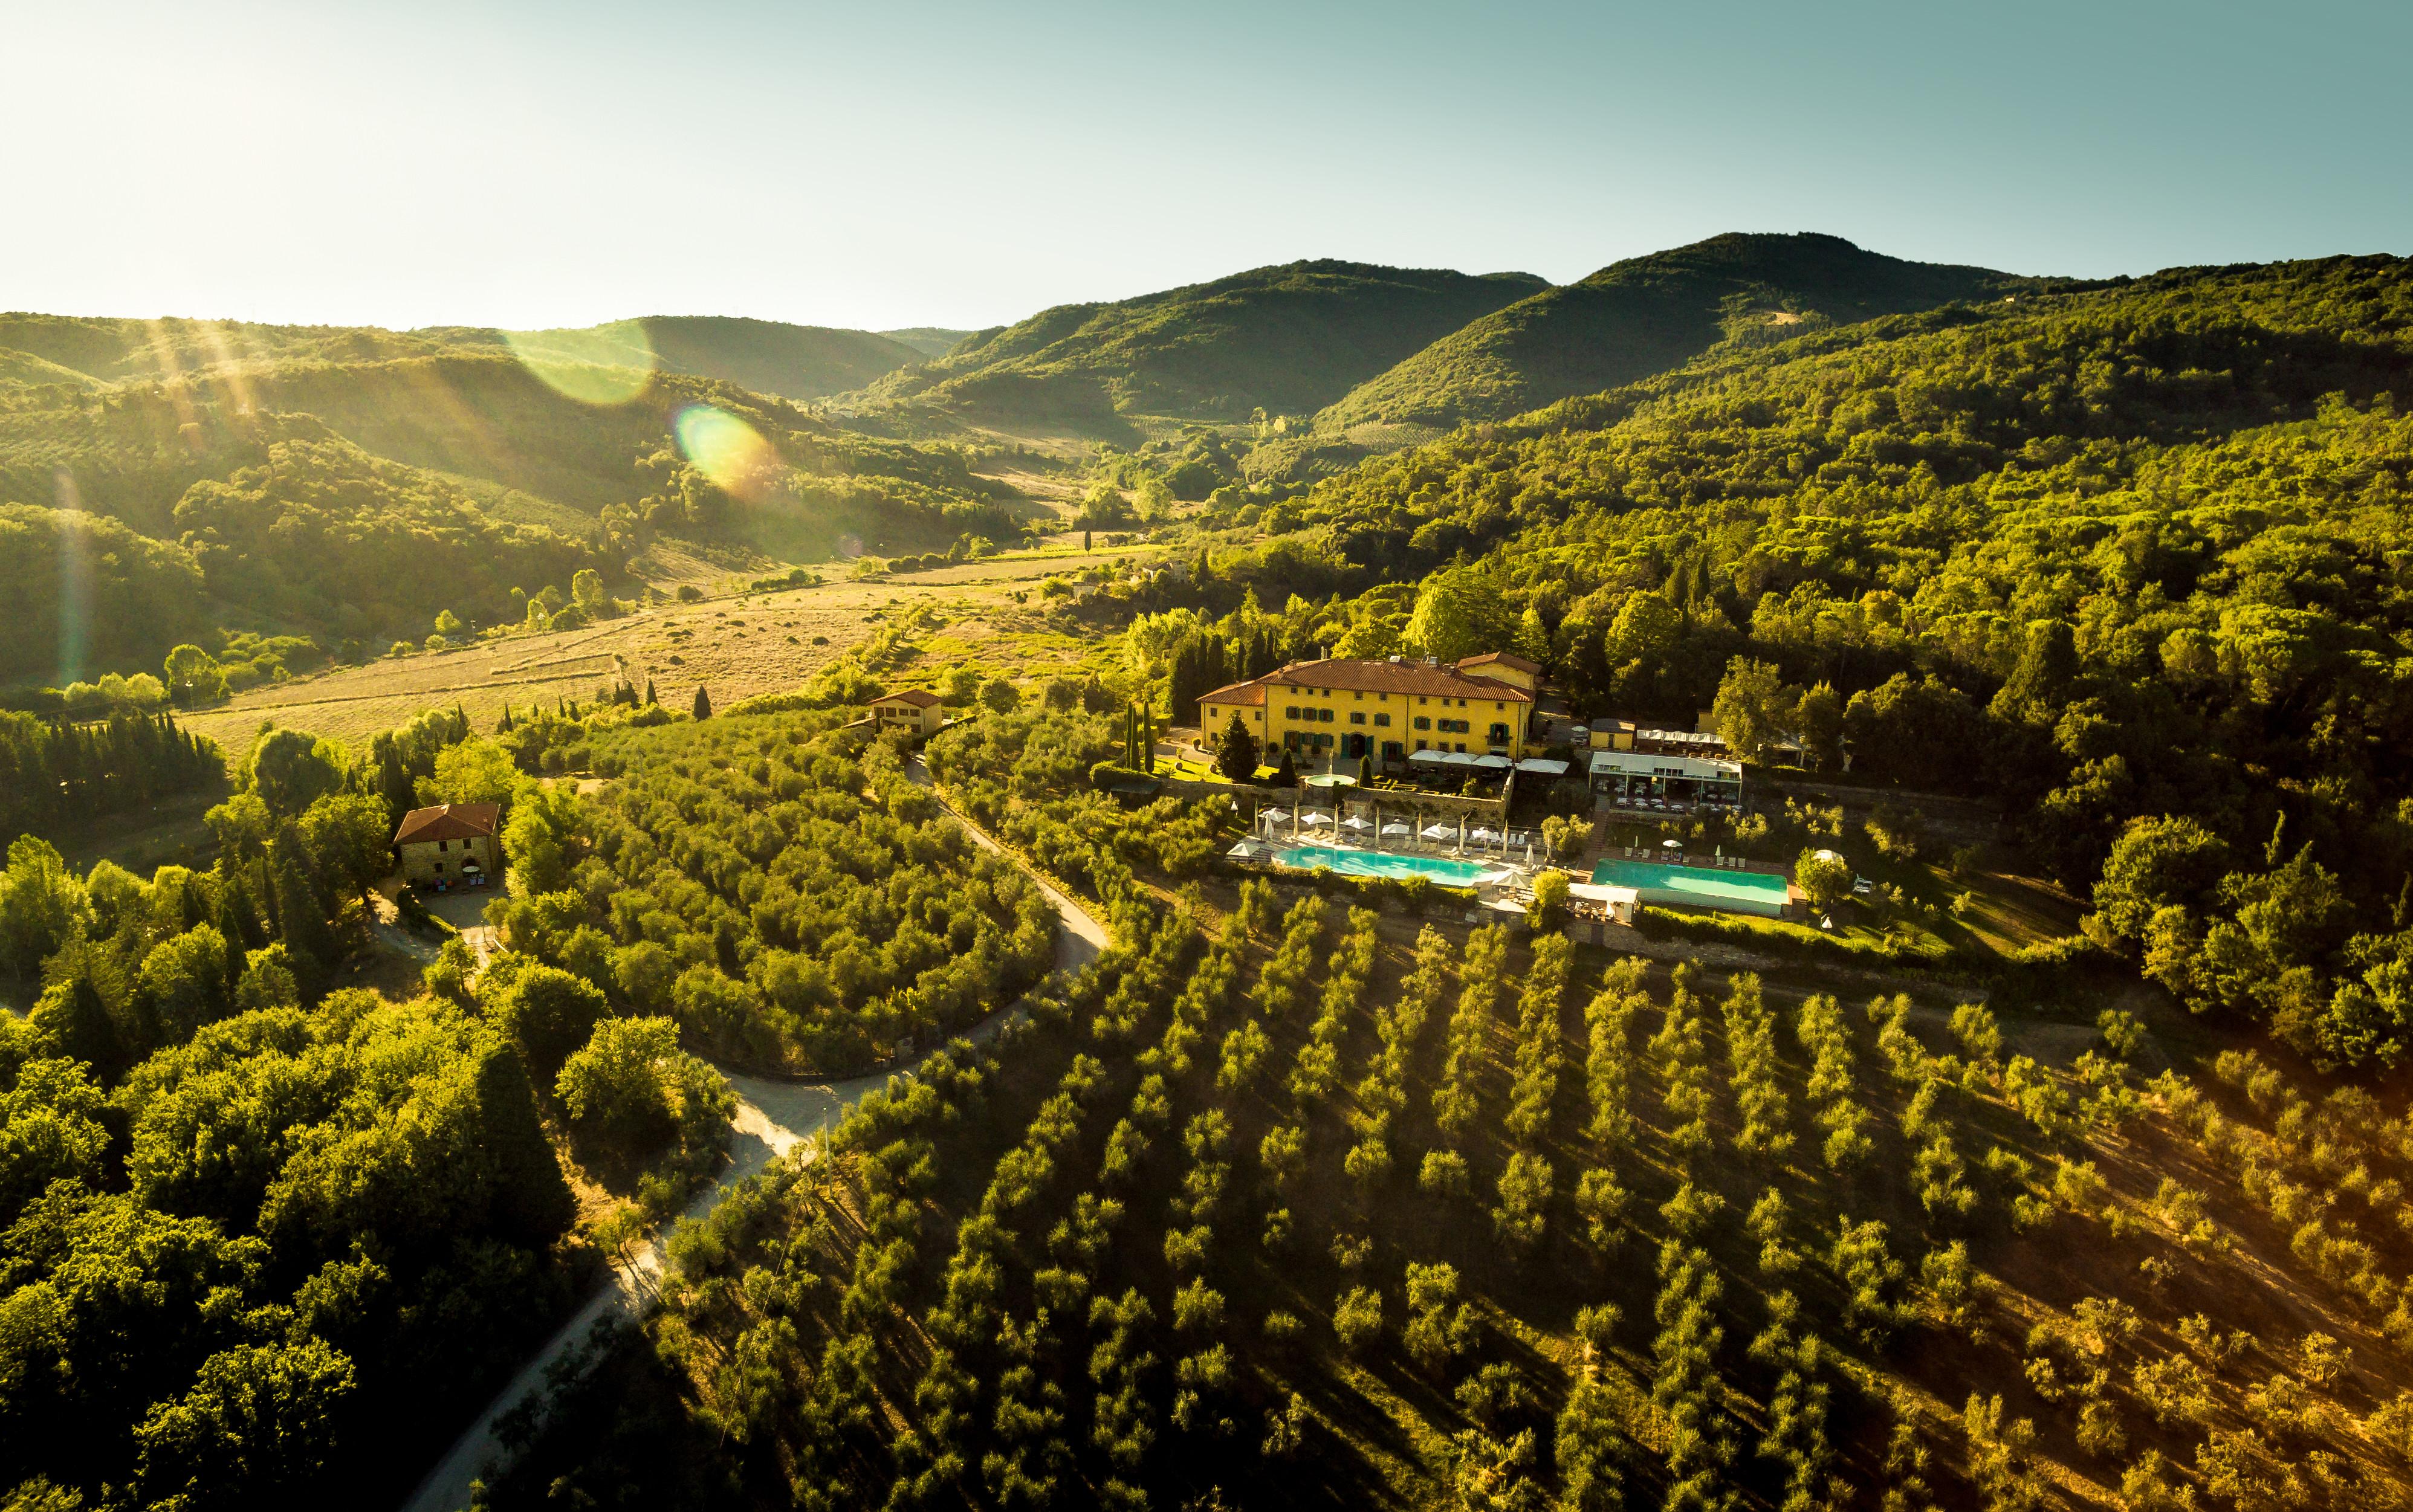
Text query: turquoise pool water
1590 858 1791 917
1275 845 1500 886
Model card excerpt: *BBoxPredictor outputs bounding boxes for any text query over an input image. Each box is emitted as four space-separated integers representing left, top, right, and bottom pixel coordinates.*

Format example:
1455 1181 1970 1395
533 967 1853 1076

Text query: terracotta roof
1258 657 1533 703
876 688 944 707
1197 679 1266 708
395 803 500 845
1457 651 1541 675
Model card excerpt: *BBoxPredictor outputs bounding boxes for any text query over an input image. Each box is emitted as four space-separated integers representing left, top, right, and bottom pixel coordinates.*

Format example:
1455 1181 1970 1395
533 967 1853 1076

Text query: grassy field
180 548 1138 758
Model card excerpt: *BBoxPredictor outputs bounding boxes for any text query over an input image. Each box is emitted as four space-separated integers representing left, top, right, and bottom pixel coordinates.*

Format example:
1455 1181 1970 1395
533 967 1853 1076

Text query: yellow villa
1197 653 1539 769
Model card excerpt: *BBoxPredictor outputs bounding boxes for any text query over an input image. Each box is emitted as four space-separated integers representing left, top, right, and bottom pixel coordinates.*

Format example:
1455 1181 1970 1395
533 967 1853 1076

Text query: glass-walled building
1589 749 1743 810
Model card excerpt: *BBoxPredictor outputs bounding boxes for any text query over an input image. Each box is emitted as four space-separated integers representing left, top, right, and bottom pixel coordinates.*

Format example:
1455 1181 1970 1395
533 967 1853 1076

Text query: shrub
1332 1287 1383 1356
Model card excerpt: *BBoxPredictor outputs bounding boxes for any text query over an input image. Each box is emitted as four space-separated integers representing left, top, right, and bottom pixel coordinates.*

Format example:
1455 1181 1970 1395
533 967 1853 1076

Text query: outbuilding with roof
395 803 500 887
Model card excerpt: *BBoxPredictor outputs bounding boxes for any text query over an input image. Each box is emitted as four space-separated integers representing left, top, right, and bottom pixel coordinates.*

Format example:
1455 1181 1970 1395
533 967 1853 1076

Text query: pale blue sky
5 0 2405 332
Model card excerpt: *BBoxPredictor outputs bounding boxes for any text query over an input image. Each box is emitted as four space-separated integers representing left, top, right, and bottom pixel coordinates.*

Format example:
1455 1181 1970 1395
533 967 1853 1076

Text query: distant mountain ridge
879 327 973 359
1316 233 2053 432
0 311 934 403
841 259 1551 425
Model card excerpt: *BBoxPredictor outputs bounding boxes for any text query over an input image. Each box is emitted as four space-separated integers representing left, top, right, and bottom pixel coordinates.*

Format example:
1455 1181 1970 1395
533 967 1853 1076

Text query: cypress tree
34 961 121 1077
499 704 515 733
693 686 713 720
378 741 413 825
645 679 658 706
215 861 263 955
268 832 337 988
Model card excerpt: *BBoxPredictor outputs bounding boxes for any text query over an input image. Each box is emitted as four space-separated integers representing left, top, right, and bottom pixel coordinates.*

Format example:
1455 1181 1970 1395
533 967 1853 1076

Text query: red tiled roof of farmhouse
878 688 944 706
394 803 500 845
1257 657 1535 702
1197 679 1266 707
1456 651 1541 676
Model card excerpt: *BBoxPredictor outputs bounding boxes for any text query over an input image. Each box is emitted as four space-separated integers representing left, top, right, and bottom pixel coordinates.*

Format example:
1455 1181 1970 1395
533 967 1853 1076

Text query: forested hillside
1313 233 2046 434
843 261 1549 426
0 336 1024 685
1196 252 2413 1066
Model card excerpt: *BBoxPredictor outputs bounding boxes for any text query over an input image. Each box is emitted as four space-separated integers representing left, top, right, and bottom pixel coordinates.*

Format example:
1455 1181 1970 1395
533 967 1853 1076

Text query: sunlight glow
49 474 89 687
674 403 781 501
504 319 656 405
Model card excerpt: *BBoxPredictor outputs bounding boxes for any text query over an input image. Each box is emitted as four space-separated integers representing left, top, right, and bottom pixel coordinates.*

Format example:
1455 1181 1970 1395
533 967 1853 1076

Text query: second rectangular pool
1590 858 1792 916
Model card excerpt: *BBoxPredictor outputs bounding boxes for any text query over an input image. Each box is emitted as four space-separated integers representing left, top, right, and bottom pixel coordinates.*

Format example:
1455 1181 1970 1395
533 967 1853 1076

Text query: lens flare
504 318 656 405
675 403 781 500
51 470 89 687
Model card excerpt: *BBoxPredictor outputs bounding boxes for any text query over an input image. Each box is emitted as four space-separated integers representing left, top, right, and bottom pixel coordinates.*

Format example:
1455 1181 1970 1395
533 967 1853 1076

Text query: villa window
1319 708 1334 723
1373 713 1390 727
1489 723 1509 742
1349 712 1365 725
1414 716 1430 731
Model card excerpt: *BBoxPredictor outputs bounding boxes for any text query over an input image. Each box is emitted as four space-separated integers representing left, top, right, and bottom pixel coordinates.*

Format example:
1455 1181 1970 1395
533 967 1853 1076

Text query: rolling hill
841 259 1550 425
1314 232 2054 432
879 326 973 358
0 316 1025 685
476 316 932 402
0 311 936 405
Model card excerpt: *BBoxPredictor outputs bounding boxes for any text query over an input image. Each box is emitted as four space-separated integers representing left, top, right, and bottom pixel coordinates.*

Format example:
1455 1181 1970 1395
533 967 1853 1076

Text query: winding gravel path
398 752 1104 1512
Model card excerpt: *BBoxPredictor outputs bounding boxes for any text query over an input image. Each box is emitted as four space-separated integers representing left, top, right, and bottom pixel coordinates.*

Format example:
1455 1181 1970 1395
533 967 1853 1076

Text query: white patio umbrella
1420 822 1453 840
1662 838 1683 851
1300 812 1333 827
1339 814 1372 832
1471 826 1500 844
1381 821 1413 838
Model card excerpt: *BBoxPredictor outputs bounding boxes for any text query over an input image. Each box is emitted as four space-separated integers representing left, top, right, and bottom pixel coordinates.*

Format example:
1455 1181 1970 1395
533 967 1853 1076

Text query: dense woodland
0 709 222 840
0 334 1027 687
0 702 581 1507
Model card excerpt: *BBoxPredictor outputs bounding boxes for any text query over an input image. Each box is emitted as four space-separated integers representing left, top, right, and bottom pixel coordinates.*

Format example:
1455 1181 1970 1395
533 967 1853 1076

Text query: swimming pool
1275 845 1503 887
1590 858 1792 917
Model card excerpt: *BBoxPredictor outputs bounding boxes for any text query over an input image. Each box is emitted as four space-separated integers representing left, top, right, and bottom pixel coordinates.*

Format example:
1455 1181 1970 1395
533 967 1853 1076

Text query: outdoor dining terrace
1241 802 1549 865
